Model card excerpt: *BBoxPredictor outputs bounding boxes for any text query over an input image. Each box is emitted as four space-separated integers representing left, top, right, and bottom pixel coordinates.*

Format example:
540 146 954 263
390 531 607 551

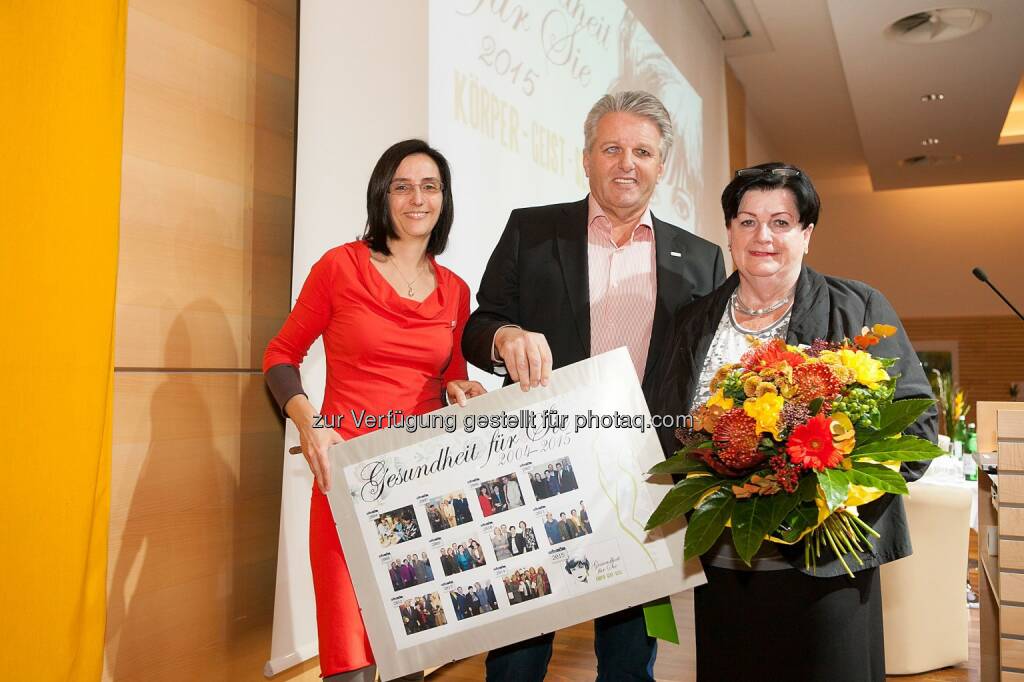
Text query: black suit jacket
653 266 938 577
462 197 726 406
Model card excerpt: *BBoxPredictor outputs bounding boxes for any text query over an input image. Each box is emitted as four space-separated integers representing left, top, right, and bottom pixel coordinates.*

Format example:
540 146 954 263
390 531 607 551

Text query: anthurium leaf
779 503 819 543
645 476 725 530
847 462 909 495
817 468 851 512
859 399 936 444
852 436 945 462
683 490 736 561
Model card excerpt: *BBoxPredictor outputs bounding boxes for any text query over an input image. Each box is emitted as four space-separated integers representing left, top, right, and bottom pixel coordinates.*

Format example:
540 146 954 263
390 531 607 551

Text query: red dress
263 240 469 676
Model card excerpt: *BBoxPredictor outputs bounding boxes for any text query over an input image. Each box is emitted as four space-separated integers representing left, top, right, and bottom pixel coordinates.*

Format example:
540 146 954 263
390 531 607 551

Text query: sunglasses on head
735 167 800 178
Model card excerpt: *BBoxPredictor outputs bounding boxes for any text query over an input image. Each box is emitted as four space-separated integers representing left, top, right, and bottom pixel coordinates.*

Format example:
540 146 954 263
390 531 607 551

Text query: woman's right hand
284 394 342 493
297 421 342 493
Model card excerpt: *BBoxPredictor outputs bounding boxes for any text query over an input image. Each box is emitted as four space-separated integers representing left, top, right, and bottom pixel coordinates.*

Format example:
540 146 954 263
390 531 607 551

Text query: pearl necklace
731 289 793 317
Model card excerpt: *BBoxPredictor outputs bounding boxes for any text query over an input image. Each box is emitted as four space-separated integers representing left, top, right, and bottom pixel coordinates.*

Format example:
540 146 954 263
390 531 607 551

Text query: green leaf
732 492 804 564
648 448 712 475
878 357 898 368
808 397 824 416
847 461 909 495
796 474 819 502
779 503 819 543
645 476 725 530
817 468 851 512
859 398 936 444
852 436 945 462
731 497 769 564
683 490 736 561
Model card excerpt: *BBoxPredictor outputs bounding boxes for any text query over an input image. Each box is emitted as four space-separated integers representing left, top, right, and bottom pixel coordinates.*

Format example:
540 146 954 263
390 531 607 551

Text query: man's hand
494 327 552 391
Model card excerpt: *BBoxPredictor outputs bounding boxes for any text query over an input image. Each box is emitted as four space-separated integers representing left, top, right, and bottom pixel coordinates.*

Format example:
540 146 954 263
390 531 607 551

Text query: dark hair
362 139 454 255
565 557 590 573
720 161 820 229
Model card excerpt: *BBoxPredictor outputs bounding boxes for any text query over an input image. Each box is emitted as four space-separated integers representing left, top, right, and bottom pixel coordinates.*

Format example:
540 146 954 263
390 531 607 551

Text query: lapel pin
670 251 682 257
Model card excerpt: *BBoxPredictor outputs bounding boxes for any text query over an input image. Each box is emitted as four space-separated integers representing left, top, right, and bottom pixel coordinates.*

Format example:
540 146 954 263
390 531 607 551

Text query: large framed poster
326 348 703 679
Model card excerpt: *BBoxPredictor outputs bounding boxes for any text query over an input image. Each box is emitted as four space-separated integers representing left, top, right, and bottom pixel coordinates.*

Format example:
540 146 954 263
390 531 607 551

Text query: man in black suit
463 90 725 682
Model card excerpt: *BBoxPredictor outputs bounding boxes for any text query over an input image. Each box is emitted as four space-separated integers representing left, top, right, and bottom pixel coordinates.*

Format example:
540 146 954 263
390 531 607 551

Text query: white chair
880 481 972 674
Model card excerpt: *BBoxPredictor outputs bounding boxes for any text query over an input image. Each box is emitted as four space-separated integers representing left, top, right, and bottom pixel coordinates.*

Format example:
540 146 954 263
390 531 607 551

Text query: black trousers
694 565 885 682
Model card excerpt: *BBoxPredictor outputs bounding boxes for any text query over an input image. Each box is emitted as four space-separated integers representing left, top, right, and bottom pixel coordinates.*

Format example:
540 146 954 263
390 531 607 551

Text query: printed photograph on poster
476 472 526 517
396 592 447 635
383 552 435 592
554 540 629 595
423 490 473 532
434 535 487 577
525 456 579 501
446 579 500 621
487 519 541 560
502 565 554 605
540 500 594 546
374 505 422 547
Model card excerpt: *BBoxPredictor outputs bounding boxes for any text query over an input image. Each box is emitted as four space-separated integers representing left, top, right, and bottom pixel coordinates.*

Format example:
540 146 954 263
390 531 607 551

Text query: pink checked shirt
587 194 657 380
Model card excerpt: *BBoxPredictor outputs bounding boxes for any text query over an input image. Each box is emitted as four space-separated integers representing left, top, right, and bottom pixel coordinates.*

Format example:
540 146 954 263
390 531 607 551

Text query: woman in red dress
263 139 485 681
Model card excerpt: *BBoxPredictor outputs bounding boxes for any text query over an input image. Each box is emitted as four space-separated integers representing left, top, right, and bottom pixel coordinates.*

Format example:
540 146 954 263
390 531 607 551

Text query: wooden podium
978 402 1024 680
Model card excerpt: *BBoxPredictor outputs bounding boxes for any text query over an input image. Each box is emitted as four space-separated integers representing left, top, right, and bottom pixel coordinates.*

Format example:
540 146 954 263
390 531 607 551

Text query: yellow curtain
0 2 125 680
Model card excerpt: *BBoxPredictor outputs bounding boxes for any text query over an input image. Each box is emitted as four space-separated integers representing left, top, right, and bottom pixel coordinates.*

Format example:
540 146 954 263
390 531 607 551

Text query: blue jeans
485 606 657 682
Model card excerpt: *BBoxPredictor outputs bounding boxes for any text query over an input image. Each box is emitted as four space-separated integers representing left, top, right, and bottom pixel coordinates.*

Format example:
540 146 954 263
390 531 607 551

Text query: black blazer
653 266 938 577
462 197 726 406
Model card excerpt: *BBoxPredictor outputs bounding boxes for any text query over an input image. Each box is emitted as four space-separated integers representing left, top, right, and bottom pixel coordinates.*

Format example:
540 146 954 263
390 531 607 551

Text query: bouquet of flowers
645 324 943 576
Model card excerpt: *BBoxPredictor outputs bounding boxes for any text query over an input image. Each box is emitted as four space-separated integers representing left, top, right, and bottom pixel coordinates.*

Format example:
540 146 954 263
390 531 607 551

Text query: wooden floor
431 581 980 682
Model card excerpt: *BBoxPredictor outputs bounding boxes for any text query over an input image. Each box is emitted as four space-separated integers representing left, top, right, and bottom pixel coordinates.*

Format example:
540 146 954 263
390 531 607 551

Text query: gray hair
583 90 673 159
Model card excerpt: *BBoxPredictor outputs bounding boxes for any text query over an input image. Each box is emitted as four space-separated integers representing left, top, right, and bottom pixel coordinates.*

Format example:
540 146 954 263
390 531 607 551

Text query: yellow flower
953 391 965 421
743 392 784 440
871 323 897 338
820 349 888 389
707 388 734 411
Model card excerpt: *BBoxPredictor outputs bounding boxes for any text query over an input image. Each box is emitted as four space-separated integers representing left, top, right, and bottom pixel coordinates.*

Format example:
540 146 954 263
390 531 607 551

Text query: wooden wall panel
725 63 746 175
108 0 310 679
903 316 1024 429
115 0 295 370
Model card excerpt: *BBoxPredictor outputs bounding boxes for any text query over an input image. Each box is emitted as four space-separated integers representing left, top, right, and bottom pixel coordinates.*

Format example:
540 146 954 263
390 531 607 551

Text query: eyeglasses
735 167 801 178
732 217 803 234
389 180 443 195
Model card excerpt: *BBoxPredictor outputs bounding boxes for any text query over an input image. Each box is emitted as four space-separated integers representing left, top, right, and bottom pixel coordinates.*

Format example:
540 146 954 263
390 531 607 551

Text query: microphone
973 267 1024 322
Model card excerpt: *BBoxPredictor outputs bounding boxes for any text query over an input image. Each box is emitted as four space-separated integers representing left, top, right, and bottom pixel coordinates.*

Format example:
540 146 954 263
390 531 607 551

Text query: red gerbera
712 408 766 471
741 338 805 372
787 414 843 471
792 362 843 403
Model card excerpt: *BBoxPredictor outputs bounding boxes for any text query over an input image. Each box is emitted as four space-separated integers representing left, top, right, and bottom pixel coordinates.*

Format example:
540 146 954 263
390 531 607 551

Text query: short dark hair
720 161 820 229
362 139 454 256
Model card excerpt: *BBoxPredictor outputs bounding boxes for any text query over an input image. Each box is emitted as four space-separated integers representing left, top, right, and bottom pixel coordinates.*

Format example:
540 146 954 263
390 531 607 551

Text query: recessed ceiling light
921 93 945 102
921 137 941 146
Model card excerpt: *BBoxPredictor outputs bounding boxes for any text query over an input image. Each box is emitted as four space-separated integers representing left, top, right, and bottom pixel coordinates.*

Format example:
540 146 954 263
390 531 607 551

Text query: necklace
389 256 428 297
731 289 793 317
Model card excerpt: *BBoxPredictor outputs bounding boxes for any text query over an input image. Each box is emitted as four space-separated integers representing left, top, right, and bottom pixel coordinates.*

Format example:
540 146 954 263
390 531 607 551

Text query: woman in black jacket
657 162 937 681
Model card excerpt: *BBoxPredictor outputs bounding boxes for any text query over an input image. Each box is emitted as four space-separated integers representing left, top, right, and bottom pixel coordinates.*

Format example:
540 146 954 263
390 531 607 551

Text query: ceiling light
885 8 991 45
921 93 945 102
921 138 941 146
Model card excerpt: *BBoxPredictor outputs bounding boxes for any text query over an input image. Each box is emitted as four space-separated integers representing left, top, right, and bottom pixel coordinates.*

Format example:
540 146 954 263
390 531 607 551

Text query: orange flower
713 408 766 471
787 414 844 471
741 338 805 373
792 362 844 403
853 334 879 349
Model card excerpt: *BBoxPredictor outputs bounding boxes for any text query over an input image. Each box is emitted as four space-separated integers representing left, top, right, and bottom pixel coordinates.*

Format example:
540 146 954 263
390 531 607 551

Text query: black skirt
694 565 884 682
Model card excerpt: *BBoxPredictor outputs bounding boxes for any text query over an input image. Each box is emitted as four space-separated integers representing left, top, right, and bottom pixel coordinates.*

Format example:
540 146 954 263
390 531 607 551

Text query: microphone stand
973 267 1024 322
